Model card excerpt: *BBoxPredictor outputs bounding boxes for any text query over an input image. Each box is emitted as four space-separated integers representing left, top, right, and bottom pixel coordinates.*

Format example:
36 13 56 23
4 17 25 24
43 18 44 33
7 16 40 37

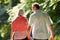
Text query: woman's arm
10 32 15 40
26 26 32 40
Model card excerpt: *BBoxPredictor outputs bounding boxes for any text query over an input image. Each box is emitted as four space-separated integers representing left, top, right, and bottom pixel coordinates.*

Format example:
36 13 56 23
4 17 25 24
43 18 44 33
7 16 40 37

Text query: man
11 9 31 40
28 3 54 40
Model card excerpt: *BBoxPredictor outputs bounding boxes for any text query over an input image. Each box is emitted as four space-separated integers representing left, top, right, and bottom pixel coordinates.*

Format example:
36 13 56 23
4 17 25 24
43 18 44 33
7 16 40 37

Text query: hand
10 38 13 40
28 36 32 40
49 35 54 40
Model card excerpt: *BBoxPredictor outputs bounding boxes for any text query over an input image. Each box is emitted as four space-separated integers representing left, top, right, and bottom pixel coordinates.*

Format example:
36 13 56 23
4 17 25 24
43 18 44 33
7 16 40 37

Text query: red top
11 15 28 32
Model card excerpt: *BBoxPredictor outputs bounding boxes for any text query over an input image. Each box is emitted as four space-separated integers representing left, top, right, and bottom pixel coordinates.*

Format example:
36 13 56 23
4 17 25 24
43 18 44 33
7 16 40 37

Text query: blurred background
0 0 60 40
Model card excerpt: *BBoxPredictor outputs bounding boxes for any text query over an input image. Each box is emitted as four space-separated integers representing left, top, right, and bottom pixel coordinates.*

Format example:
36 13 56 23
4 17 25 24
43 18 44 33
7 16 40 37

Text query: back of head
18 9 24 16
32 2 40 12
32 2 40 9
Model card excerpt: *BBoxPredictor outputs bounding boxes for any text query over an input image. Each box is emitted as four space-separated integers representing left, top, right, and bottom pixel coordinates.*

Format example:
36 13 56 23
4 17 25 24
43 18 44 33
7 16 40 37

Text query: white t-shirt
29 10 53 39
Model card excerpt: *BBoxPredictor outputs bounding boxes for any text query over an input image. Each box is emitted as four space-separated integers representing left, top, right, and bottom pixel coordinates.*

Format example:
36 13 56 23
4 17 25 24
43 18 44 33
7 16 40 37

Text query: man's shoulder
30 13 36 17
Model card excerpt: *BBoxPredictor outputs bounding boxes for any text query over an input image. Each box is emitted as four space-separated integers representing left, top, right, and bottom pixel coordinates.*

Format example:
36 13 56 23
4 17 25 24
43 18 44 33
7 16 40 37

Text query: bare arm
10 32 15 40
49 25 54 40
26 26 32 40
28 26 31 33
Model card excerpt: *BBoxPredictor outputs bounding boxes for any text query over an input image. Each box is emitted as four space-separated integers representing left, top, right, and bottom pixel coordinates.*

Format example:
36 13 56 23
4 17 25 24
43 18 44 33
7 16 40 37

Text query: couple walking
10 3 54 40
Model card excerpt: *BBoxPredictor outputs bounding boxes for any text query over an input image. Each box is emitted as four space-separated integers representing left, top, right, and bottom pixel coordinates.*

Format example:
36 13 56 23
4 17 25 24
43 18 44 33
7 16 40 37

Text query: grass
54 35 60 40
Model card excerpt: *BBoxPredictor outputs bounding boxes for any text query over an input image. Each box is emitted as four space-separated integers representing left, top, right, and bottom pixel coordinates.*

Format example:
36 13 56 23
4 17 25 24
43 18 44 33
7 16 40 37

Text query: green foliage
11 0 20 7
0 0 60 40
0 23 11 40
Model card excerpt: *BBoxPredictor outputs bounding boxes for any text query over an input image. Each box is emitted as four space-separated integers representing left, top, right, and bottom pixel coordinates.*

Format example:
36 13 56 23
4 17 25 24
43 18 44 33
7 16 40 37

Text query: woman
10 9 31 40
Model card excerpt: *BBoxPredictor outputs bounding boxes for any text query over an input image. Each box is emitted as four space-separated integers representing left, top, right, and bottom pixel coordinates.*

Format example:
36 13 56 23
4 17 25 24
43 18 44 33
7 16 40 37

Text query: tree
0 0 60 40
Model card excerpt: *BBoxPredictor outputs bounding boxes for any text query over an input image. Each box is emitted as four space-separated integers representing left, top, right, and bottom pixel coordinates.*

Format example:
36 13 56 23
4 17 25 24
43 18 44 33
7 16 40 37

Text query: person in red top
10 9 31 40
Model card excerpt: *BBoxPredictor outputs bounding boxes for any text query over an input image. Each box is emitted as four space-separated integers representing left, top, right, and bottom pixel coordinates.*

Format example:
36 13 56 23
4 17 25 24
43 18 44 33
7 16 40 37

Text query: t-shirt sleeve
45 14 53 36
28 15 33 26
45 14 53 26
11 17 18 32
11 21 15 32
45 14 53 27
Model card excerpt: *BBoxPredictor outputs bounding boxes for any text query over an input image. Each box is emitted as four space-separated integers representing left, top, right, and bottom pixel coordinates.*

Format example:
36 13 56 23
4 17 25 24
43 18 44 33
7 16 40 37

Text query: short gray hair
18 9 24 15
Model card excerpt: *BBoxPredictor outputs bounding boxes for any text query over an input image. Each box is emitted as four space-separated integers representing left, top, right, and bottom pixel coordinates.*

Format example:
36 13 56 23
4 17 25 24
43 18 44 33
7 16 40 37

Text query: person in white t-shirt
28 3 54 40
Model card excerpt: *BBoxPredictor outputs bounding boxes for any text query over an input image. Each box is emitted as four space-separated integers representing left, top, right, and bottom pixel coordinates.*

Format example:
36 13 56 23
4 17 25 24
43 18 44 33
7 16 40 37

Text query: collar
33 9 40 13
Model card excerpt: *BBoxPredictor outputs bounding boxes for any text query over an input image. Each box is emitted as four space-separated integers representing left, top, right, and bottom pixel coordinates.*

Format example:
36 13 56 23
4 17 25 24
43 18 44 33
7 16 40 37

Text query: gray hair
18 9 24 15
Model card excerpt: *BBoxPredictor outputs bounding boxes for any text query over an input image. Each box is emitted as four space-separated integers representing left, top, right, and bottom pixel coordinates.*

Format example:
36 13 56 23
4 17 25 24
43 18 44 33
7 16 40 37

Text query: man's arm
49 25 54 40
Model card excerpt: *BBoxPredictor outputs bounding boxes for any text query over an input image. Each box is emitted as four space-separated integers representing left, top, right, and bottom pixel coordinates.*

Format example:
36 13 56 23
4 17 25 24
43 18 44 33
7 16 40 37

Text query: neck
19 14 25 17
33 9 39 13
18 15 22 16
